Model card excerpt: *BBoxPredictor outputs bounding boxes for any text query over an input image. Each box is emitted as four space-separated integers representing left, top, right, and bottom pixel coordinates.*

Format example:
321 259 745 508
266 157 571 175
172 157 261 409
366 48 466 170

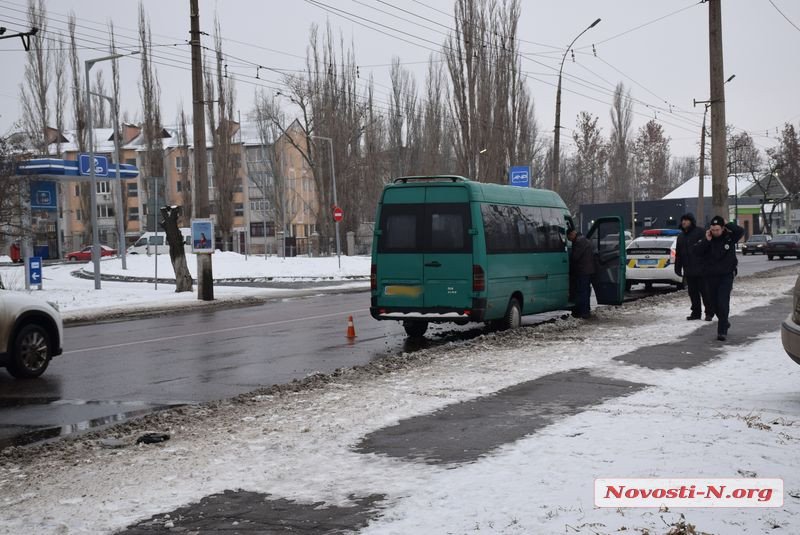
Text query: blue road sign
28 256 42 286
79 154 109 177
508 165 530 188
30 180 58 210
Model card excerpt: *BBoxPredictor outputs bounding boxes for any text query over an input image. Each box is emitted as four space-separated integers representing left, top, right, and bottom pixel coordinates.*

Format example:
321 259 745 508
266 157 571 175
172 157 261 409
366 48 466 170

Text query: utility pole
190 0 213 300
708 0 728 220
697 104 709 225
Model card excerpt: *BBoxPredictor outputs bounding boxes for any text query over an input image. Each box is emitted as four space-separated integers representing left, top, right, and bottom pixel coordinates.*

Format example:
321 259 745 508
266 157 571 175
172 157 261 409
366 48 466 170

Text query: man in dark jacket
568 229 596 319
674 213 711 320
693 215 744 341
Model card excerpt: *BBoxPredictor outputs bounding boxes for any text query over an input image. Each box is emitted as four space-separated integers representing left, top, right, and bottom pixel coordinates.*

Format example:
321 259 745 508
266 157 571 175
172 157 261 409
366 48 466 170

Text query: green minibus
369 176 626 337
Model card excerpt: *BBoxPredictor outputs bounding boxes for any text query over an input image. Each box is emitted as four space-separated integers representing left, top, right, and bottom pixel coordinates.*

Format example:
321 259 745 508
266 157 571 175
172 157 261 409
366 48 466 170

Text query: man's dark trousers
705 273 734 334
575 274 591 317
685 275 711 318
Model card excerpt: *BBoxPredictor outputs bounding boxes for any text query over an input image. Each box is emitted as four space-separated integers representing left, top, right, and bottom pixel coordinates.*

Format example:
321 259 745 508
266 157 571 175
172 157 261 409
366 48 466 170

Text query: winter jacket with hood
674 213 706 277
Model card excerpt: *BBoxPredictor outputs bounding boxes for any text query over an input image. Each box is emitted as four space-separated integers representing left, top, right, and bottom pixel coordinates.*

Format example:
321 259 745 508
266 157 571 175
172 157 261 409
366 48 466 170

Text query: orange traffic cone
346 315 357 339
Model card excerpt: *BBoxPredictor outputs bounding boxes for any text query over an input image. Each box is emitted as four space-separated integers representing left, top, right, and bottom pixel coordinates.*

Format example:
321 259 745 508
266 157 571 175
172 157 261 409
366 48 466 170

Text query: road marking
64 308 368 355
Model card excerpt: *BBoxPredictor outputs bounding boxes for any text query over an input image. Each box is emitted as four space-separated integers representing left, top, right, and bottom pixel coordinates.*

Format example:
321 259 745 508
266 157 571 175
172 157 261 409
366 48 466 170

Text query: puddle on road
356 368 647 465
0 400 185 449
119 490 385 534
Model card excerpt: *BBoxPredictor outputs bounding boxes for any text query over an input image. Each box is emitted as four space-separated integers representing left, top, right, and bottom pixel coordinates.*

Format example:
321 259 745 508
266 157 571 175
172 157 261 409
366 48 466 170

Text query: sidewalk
1 267 798 534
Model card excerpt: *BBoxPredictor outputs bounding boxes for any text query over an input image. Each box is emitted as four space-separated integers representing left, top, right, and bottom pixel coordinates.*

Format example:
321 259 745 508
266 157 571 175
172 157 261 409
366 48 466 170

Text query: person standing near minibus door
568 229 595 319
674 213 712 321
693 215 744 341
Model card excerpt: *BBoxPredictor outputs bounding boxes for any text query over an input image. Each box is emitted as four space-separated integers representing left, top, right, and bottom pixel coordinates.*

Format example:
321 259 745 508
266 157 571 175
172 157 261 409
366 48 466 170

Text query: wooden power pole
708 0 729 220
189 0 213 300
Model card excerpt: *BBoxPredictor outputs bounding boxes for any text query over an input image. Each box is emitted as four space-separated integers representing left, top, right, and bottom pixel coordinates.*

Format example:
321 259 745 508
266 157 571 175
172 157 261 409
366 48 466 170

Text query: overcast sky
1 0 799 158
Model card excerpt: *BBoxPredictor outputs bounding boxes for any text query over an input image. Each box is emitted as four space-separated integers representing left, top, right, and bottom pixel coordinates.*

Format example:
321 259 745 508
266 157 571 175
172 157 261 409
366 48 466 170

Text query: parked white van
128 228 192 255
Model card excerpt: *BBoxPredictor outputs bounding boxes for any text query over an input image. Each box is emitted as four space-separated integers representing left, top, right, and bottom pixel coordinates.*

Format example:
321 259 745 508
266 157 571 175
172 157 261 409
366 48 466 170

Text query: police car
625 229 684 291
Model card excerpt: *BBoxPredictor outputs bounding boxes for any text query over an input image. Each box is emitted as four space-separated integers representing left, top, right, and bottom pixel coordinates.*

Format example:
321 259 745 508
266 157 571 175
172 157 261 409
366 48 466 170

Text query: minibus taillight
371 264 377 291
473 264 485 292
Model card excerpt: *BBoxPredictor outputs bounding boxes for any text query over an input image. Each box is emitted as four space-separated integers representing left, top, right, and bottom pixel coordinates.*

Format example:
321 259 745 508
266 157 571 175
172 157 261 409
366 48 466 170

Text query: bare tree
668 156 697 191
178 107 193 226
388 58 420 178
92 70 108 128
253 90 289 235
53 33 67 156
0 138 28 247
138 0 164 202
68 12 91 244
573 111 606 204
445 0 535 184
205 19 239 251
608 82 634 202
633 119 671 200
19 0 50 155
419 56 451 174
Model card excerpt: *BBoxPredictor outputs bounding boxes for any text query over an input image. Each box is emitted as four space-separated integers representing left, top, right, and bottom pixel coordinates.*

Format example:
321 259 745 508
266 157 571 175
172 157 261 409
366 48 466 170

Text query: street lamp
85 50 139 289
310 135 341 269
552 17 600 193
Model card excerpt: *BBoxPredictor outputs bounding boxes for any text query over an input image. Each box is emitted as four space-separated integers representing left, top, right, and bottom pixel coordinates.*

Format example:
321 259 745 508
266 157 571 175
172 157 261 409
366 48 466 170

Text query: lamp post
552 17 600 193
310 135 340 269
90 90 127 270
85 51 138 289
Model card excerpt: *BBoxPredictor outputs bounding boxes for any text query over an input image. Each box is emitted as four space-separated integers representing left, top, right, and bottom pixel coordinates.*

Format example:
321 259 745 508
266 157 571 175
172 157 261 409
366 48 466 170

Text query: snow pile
0 255 12 263
0 271 797 534
91 253 371 281
0 263 318 322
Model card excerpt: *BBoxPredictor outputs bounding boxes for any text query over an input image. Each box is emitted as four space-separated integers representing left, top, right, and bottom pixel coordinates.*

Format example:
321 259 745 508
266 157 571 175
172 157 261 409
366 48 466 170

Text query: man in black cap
693 215 744 341
674 213 711 320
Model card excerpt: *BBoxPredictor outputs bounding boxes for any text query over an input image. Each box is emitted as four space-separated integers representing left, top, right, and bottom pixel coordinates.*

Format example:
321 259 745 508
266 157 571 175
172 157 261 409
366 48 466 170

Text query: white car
625 236 684 291
0 287 63 378
127 228 192 255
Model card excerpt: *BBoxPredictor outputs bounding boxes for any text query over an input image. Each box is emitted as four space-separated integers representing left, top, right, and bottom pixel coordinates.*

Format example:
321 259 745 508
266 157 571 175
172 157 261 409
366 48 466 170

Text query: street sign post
79 153 109 177
28 256 42 290
508 166 531 188
333 206 344 222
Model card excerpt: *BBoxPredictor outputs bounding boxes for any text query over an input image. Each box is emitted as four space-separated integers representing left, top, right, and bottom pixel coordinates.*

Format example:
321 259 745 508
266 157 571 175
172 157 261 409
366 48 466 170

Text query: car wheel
68 256 76 262
403 321 428 338
625 280 632 292
7 324 51 379
645 282 653 291
675 282 685 290
500 298 522 330
768 255 773 261
780 256 785 260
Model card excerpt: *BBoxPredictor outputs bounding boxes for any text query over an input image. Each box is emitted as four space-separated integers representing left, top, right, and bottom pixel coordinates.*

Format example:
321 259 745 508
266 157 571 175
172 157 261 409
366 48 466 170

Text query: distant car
625 236 684 291
741 234 772 255
66 245 117 262
765 234 800 260
781 274 800 366
0 288 63 378
127 228 192 255
600 230 633 250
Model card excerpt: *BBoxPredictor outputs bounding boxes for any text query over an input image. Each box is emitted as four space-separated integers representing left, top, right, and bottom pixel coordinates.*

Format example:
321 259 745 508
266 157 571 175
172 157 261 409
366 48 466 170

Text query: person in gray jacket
568 229 595 319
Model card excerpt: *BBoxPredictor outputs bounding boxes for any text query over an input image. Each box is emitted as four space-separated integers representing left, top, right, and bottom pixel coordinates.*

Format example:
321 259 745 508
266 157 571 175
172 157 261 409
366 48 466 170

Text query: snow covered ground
0 255 11 263
0 258 366 323
95 252 371 281
0 271 798 534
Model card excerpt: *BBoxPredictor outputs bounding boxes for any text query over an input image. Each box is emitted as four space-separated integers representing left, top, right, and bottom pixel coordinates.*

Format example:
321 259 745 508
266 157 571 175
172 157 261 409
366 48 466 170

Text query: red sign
333 206 344 222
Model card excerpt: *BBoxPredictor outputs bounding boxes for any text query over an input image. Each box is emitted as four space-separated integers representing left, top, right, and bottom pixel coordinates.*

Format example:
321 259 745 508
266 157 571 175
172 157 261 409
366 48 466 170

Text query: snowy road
0 262 797 533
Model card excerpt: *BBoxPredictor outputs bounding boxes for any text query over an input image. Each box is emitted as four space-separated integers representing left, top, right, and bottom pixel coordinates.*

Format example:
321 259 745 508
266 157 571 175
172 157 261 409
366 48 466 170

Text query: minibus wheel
500 298 522 330
403 321 428 338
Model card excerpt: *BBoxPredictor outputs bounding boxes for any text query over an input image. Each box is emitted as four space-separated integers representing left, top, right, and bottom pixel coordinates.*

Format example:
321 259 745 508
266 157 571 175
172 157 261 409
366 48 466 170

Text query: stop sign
332 206 344 222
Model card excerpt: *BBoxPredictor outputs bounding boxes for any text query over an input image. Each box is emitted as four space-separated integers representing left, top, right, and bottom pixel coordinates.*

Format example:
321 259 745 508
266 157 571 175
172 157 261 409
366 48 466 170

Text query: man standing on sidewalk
674 213 711 321
694 216 744 341
568 229 595 319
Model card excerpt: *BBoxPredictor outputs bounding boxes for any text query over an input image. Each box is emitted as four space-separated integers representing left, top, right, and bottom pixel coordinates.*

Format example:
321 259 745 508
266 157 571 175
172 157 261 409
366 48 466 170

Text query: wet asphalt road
0 253 785 447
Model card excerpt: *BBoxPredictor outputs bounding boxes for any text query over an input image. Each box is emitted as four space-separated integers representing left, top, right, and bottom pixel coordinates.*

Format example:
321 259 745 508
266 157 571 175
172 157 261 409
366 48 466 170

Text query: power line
767 0 800 33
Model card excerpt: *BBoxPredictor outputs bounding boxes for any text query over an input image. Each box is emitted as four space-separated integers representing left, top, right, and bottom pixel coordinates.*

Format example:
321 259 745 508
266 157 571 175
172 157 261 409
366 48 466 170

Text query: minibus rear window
378 203 471 253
